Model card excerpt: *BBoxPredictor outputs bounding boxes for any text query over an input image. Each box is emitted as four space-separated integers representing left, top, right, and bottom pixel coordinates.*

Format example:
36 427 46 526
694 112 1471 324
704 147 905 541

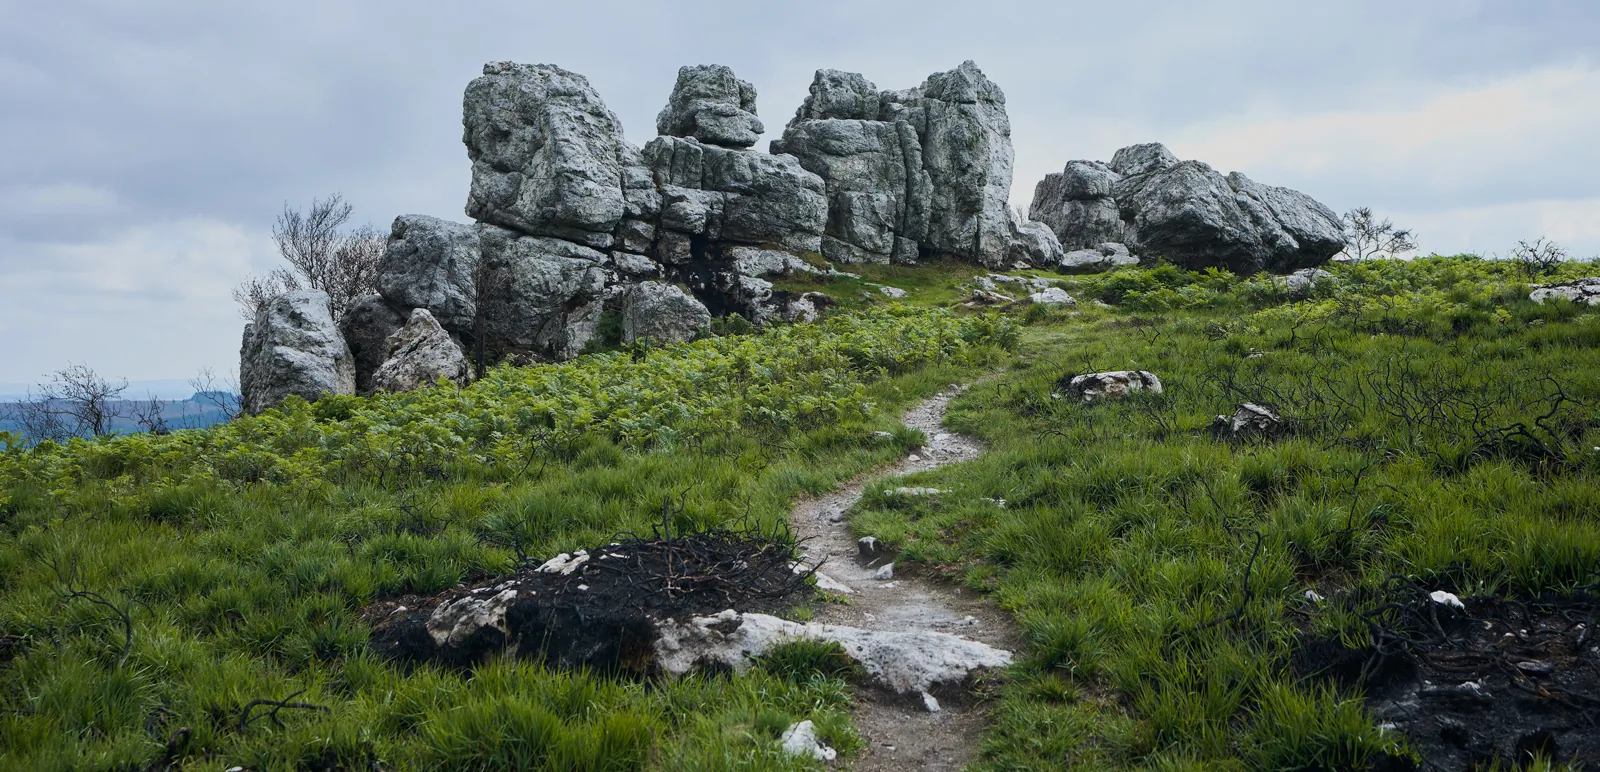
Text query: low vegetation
3 254 1599 769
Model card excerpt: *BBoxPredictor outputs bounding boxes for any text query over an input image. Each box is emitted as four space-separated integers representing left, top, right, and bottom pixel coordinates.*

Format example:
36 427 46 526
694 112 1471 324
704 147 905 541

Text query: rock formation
369 309 473 393
239 290 355 414
239 59 1098 404
1030 142 1345 274
774 62 1056 269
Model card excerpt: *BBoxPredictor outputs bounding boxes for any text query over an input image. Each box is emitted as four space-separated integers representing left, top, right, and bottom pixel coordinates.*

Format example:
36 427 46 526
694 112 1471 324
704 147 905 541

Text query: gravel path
790 386 1019 771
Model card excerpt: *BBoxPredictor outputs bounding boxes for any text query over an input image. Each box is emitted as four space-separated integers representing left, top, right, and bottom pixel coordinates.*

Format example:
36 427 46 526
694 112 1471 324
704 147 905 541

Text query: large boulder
240 290 355 415
463 62 657 249
643 135 827 256
370 309 473 393
1029 160 1127 249
339 294 405 395
376 215 481 336
881 61 1016 268
656 65 763 149
622 281 711 344
1030 142 1346 274
771 115 929 264
1008 218 1065 267
474 224 609 362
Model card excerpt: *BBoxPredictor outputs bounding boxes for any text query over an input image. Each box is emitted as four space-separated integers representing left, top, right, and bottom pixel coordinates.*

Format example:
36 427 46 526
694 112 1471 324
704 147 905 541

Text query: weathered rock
240 290 355 415
376 215 482 335
1274 267 1337 299
1029 160 1127 249
884 61 1016 268
1530 277 1600 305
340 294 405 395
726 245 821 278
656 64 763 149
1058 371 1162 402
1028 287 1076 306
1008 218 1065 267
463 62 655 248
652 609 1012 696
1060 242 1140 272
370 309 473 393
1212 402 1287 440
773 86 930 264
1109 142 1179 177
1031 142 1345 273
622 281 710 344
474 224 609 362
778 720 837 762
643 136 827 255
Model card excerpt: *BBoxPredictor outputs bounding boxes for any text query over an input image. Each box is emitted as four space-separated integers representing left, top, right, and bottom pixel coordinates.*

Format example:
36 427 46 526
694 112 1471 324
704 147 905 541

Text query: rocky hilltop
240 61 1346 414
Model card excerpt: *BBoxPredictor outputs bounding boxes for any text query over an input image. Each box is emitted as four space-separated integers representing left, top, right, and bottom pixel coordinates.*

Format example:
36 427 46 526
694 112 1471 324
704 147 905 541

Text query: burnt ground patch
1295 581 1600 770
363 522 813 674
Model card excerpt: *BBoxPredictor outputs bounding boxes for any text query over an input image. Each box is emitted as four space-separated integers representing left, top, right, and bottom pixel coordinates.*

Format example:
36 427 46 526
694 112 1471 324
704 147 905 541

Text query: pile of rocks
1029 143 1345 274
241 60 1065 413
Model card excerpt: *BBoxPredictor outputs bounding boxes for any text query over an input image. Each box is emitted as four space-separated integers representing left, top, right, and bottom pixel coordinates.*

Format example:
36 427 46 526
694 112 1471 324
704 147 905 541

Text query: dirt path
791 385 1019 771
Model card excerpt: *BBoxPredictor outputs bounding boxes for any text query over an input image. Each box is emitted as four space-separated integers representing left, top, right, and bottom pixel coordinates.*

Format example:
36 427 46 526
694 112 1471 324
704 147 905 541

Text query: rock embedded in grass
1056 370 1162 402
1529 277 1600 305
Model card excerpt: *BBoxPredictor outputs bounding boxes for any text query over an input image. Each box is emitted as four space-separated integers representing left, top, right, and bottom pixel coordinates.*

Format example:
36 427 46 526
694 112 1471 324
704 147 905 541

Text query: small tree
188 367 242 423
4 364 129 442
234 193 385 321
1510 237 1567 278
1338 207 1417 262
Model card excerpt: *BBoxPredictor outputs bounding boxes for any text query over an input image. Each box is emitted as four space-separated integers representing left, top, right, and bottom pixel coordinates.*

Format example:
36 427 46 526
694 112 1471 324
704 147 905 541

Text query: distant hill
0 392 240 440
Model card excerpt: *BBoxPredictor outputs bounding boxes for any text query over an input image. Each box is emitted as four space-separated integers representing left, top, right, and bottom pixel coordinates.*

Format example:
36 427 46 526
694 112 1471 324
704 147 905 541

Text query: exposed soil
1295 586 1600 770
791 386 1020 771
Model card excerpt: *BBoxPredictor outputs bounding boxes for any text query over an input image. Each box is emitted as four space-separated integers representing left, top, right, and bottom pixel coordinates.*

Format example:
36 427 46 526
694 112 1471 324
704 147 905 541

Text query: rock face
656 65 763 149
462 62 657 250
474 224 609 362
1031 142 1345 273
775 62 1056 268
370 309 473 393
376 215 481 335
622 281 711 344
240 290 355 415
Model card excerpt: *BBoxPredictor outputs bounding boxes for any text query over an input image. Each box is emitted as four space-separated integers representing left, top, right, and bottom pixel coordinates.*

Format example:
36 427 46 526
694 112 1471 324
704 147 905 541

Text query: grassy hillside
2 257 1598 770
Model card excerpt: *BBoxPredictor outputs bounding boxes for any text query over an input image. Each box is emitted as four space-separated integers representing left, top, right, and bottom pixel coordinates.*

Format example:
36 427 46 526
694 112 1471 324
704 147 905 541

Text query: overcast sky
2 0 1597 386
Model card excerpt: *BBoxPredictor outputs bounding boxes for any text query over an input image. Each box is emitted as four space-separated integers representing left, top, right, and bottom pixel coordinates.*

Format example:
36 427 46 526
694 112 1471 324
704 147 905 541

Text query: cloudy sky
2 0 1597 388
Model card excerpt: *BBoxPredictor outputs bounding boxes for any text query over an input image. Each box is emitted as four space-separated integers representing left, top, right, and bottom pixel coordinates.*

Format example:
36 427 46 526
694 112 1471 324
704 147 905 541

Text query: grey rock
463 62 651 248
1274 267 1337 299
873 563 895 580
371 309 473 393
339 294 405 395
1212 402 1287 439
877 285 908 298
1031 143 1345 273
858 536 882 558
726 245 820 277
622 281 710 344
643 136 827 255
1110 142 1179 177
969 289 1015 305
240 289 355 415
791 69 881 121
656 64 763 149
886 61 1016 268
474 224 609 361
1530 277 1600 305
653 609 1013 696
1029 161 1127 248
376 215 481 335
772 108 929 264
1028 287 1076 306
1059 371 1162 402
1008 218 1065 267
609 252 662 279
778 720 837 762
1060 242 1140 272
1228 173 1345 268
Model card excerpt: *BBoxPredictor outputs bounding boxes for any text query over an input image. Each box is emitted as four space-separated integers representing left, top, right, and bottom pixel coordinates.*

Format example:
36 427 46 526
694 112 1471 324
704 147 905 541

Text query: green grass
4 255 1599 769
0 309 1011 770
842 256 1600 769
